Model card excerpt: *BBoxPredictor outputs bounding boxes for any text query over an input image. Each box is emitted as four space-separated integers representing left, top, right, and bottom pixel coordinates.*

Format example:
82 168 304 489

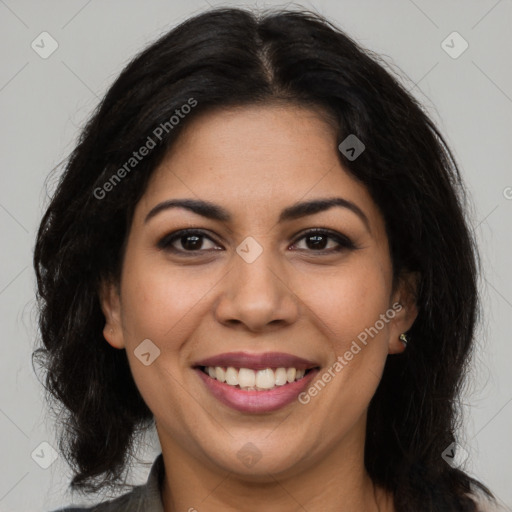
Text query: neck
157 418 393 512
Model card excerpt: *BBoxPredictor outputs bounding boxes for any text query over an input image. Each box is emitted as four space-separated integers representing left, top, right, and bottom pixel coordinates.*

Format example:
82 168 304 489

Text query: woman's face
101 104 417 479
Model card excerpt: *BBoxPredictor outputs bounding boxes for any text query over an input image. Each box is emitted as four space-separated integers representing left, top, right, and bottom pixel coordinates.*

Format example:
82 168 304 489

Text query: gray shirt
52 453 165 511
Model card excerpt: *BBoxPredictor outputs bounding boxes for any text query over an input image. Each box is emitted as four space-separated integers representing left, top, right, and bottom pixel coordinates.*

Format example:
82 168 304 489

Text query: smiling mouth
197 365 318 391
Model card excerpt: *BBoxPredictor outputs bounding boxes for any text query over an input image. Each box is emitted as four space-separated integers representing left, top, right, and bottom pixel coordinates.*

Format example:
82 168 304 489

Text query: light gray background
0 1 511 511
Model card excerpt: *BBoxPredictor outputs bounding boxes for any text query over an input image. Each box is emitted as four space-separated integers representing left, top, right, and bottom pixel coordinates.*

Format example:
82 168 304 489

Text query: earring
399 333 408 346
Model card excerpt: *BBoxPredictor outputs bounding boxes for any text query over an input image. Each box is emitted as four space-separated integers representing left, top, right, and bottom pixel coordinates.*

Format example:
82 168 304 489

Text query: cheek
116 254 210 418
296 260 392 427
297 257 391 346
119 252 219 342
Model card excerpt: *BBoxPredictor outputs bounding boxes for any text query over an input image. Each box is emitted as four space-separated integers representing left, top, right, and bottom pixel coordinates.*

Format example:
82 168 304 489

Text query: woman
33 6 505 512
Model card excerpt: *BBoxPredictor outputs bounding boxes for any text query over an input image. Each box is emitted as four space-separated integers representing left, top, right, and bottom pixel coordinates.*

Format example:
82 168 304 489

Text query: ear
388 271 419 355
98 278 125 349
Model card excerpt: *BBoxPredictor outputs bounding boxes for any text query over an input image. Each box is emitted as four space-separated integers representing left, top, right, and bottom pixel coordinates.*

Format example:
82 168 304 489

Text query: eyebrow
144 197 371 231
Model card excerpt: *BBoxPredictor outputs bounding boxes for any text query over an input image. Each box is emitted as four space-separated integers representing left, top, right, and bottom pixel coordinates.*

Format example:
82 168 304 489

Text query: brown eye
158 229 222 253
299 233 333 250
290 229 356 253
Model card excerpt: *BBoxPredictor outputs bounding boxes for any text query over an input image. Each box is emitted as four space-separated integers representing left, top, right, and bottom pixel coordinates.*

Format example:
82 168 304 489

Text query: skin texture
100 104 418 512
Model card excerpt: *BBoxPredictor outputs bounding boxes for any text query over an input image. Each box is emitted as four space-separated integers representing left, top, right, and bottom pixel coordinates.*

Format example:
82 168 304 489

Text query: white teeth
238 368 256 388
216 367 226 383
286 367 296 383
255 368 275 389
204 366 310 390
274 367 288 386
225 367 238 386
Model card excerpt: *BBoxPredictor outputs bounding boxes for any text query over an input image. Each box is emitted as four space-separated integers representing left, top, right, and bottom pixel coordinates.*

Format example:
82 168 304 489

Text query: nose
213 243 300 332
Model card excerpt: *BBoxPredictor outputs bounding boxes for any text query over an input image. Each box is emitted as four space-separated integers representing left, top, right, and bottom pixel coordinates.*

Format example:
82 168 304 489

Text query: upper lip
193 351 319 371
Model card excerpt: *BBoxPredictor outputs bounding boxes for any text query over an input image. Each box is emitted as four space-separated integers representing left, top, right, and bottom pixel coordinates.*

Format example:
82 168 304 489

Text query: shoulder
49 485 146 511
49 452 165 512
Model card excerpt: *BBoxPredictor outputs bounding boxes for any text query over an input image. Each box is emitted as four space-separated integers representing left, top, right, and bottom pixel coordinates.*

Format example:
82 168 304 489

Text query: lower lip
195 368 319 413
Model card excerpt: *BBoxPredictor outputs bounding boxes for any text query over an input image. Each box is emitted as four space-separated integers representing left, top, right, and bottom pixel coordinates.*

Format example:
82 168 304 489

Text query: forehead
136 104 384 233
161 103 339 177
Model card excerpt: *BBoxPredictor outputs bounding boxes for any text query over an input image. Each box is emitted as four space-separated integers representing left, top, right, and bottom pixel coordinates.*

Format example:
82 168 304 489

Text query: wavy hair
33 6 496 510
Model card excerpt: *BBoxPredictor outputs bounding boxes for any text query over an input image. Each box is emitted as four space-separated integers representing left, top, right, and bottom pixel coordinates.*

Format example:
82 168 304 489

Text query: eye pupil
307 234 327 250
182 235 202 250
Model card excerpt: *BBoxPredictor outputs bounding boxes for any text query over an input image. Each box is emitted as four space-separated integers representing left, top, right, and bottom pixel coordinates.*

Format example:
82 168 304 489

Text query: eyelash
157 228 357 256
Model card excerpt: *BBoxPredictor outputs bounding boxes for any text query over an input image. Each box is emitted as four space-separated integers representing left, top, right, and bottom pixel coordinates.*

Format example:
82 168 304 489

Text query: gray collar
112 452 165 512
141 452 165 512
